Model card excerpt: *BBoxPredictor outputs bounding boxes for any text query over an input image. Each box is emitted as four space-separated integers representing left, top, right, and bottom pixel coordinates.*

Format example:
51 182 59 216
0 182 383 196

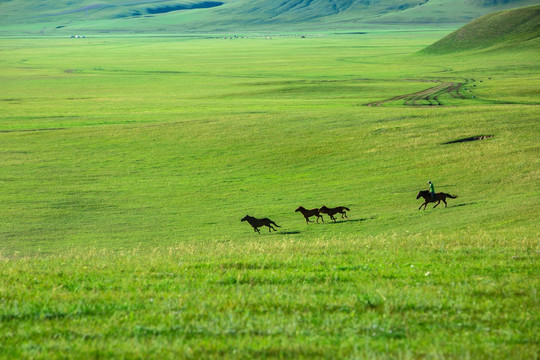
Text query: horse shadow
450 202 477 208
326 217 372 224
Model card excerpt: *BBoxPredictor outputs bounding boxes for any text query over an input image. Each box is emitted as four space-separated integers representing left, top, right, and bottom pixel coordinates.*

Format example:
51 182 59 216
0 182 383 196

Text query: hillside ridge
0 0 539 33
422 4 540 53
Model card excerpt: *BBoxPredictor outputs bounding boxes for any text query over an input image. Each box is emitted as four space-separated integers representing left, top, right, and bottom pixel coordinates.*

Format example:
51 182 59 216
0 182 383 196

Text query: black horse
319 206 350 222
295 206 324 224
241 215 280 234
416 190 458 210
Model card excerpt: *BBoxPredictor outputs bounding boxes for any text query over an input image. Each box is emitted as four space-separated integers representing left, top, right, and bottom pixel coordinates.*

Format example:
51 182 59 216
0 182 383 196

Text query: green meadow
1 32 539 358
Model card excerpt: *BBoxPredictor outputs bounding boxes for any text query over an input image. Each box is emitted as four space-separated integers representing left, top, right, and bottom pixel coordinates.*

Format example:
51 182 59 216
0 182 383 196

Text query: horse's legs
433 200 441 208
443 199 448 207
419 202 427 210
254 227 260 234
305 216 313 224
331 215 337 222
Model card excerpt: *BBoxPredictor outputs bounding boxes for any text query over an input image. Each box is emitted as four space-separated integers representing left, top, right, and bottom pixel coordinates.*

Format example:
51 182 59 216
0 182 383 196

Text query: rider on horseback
428 180 435 201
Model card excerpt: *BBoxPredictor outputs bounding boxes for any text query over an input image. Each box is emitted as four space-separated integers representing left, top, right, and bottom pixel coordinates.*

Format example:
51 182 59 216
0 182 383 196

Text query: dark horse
295 206 324 224
241 215 280 234
319 206 350 222
416 190 458 210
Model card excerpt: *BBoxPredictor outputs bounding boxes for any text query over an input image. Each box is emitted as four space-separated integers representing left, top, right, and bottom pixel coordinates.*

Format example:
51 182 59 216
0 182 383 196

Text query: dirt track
366 79 467 107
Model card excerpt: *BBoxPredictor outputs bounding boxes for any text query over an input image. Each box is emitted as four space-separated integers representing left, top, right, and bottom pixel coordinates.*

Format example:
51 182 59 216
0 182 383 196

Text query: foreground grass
0 33 539 358
1 234 538 359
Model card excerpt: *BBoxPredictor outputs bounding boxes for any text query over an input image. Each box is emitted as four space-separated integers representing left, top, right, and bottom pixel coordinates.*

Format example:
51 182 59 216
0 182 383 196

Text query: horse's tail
270 220 281 227
445 193 458 199
343 207 350 211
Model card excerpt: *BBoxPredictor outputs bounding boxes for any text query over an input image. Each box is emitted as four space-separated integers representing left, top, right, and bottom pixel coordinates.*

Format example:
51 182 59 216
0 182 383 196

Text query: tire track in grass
366 79 468 107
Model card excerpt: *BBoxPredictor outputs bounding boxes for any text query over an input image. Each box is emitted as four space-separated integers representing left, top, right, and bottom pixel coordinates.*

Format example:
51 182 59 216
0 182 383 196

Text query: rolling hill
421 4 540 53
1 0 539 34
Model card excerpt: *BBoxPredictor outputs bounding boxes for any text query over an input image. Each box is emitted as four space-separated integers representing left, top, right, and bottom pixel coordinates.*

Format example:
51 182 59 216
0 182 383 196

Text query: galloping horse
319 206 350 222
241 215 280 234
295 206 324 224
416 190 457 210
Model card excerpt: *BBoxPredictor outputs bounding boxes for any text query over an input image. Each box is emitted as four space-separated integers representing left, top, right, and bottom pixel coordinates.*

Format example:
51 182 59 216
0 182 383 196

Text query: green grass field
0 32 539 358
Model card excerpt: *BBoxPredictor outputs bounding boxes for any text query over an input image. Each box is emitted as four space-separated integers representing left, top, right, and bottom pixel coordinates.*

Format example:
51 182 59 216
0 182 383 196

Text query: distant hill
422 4 540 53
0 0 539 34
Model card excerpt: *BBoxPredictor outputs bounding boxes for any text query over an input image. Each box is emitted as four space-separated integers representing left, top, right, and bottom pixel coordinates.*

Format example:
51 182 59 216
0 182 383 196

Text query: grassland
0 32 539 358
423 4 540 54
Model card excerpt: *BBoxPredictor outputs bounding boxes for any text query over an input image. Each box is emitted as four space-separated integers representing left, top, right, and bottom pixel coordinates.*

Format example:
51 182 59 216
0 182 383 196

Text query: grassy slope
0 0 539 34
0 32 539 358
422 4 540 53
362 0 540 25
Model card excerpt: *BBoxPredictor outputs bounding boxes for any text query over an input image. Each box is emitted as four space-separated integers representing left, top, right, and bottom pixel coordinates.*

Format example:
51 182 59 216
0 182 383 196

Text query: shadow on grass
451 202 477 208
418 203 476 210
326 218 372 224
278 231 301 235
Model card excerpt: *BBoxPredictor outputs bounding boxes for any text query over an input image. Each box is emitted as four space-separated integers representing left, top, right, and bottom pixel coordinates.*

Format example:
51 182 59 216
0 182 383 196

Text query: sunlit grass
0 33 538 358
1 231 538 358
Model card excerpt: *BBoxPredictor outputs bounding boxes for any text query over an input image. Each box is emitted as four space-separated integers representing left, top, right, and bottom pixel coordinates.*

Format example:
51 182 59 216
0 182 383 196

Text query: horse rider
428 180 435 201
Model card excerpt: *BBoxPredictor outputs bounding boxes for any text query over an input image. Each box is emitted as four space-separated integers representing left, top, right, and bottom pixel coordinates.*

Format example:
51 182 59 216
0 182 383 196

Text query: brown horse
319 206 350 222
416 190 458 210
295 206 324 224
241 215 280 234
